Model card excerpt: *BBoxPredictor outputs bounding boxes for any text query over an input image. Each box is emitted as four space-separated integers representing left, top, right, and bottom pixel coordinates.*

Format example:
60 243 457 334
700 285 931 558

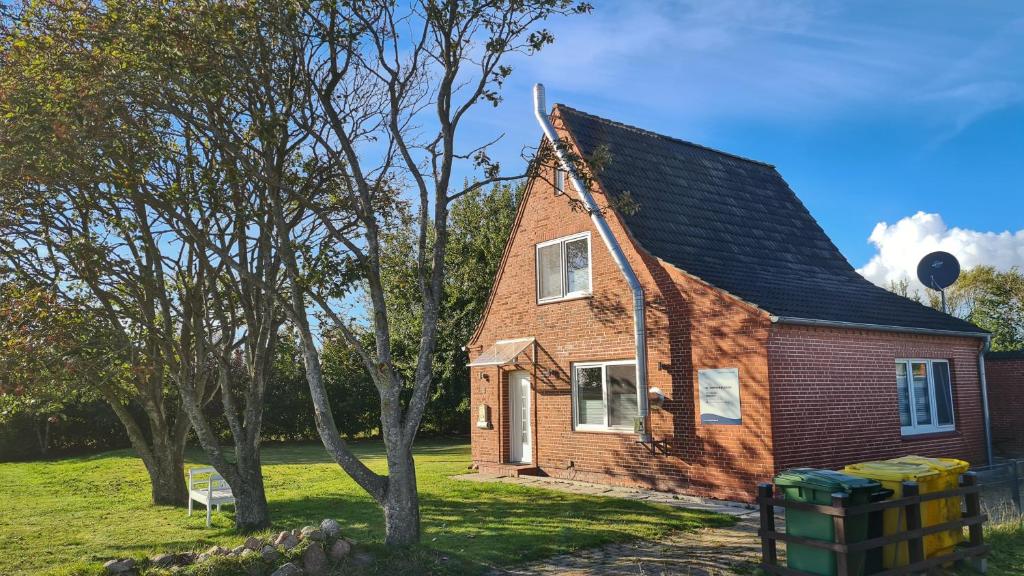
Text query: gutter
979 335 994 465
770 316 989 339
532 84 651 442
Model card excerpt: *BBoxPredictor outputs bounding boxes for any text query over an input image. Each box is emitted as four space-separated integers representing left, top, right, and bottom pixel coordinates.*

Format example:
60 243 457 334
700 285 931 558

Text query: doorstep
476 462 540 478
452 472 761 518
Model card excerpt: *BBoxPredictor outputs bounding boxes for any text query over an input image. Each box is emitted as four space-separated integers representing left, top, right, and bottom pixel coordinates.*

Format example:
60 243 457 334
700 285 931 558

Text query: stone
301 525 325 542
319 518 342 539
327 538 352 562
261 545 281 563
103 559 136 574
241 548 255 558
244 536 264 550
151 554 176 568
273 531 291 546
279 533 300 550
232 545 247 555
301 542 328 575
270 562 303 576
195 553 210 563
205 545 227 556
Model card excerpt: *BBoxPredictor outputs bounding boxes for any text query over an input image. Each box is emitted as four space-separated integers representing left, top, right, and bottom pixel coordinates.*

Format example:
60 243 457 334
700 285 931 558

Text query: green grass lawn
964 522 1024 576
0 439 733 575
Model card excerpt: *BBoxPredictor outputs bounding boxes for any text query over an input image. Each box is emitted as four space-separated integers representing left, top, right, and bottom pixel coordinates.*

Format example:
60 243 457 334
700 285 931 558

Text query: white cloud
857 212 1024 291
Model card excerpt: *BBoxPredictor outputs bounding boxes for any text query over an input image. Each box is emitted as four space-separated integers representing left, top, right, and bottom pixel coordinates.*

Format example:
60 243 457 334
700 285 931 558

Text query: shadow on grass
257 482 733 571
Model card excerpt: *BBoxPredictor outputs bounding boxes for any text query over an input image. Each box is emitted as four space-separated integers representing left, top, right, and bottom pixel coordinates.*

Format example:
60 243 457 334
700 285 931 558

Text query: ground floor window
572 360 638 431
895 359 954 435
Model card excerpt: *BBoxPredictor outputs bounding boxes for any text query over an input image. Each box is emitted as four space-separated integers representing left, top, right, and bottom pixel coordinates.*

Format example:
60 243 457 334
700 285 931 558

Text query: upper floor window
536 232 591 302
895 359 954 436
554 167 565 195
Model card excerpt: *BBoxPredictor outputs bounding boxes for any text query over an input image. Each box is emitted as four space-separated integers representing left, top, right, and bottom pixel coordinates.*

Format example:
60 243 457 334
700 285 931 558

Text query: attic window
536 232 591 303
554 167 565 195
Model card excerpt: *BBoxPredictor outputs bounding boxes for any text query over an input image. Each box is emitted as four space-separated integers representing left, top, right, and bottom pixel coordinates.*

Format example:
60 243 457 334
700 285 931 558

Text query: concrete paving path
453 473 775 575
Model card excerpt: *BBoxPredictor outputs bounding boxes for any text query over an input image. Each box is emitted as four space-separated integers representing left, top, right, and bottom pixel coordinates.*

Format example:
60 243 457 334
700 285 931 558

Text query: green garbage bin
775 468 882 576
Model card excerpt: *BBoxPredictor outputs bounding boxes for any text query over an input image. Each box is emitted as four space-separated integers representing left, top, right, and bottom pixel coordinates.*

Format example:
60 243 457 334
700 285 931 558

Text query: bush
0 399 133 461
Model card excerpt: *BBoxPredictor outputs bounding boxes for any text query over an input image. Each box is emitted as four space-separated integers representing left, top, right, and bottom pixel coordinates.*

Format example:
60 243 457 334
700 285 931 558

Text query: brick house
467 89 990 502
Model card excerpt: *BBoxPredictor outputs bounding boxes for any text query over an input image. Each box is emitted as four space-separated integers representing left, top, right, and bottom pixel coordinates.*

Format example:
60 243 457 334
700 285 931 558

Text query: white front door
508 371 532 464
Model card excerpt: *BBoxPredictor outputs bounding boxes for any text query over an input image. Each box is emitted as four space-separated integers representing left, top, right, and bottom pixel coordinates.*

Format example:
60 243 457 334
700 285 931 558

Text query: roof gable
556 105 985 335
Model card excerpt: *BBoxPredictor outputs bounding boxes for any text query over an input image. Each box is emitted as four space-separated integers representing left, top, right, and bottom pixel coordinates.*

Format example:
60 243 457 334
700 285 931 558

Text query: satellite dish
916 251 960 290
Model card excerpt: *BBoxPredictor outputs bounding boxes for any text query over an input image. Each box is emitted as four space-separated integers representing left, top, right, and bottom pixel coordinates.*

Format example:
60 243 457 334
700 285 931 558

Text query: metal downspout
532 84 651 442
979 335 994 465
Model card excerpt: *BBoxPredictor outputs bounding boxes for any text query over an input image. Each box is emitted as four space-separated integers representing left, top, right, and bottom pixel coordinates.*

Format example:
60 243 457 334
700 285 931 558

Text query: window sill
537 293 592 306
573 426 635 435
900 430 959 441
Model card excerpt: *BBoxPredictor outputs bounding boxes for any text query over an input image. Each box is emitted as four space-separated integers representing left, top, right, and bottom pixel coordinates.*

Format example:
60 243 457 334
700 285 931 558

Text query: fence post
832 491 850 576
902 481 924 568
962 471 987 573
758 483 778 567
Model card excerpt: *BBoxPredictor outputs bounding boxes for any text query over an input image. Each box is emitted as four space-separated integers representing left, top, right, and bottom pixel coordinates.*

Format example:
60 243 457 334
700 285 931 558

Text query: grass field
972 522 1024 576
0 439 733 575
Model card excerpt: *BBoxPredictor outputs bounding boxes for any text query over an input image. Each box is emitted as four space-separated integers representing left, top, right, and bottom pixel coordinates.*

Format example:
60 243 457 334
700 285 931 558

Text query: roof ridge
553 103 776 169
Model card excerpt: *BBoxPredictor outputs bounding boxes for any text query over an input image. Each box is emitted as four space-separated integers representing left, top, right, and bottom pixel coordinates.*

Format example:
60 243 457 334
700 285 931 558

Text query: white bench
187 467 235 527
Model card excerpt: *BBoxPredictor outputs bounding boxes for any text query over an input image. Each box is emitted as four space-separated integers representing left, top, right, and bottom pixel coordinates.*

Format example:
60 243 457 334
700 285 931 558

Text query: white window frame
896 358 955 436
535 232 592 303
571 359 638 432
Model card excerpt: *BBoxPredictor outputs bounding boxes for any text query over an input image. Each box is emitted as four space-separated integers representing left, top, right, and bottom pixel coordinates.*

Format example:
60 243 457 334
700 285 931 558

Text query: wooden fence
758 471 989 576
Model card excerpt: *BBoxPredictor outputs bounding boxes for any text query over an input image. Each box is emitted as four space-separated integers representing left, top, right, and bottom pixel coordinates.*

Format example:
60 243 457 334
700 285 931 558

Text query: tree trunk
34 417 48 457
148 438 188 506
382 449 421 546
230 446 271 532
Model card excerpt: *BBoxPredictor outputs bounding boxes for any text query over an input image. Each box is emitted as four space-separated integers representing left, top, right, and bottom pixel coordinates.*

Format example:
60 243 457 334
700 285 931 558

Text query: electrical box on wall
476 403 492 429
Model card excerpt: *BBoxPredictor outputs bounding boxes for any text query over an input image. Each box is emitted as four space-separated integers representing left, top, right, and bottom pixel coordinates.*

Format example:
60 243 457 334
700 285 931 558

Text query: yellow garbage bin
888 456 969 552
843 460 943 568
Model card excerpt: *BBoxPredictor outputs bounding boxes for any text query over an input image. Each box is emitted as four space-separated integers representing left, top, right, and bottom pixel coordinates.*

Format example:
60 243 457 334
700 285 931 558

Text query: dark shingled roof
557 105 986 335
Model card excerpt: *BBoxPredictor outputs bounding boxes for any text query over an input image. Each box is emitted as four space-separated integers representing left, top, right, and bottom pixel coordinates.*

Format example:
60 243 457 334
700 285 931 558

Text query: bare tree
263 0 592 544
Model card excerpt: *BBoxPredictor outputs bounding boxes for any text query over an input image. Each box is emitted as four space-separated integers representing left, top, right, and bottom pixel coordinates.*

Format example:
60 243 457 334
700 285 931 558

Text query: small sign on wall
698 368 741 425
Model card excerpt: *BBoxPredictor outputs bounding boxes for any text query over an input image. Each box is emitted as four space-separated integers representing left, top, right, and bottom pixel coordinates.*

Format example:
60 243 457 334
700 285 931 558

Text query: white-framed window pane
911 362 931 426
933 361 954 426
555 168 565 194
538 243 562 300
565 238 590 294
606 364 638 428
896 362 911 427
575 366 604 426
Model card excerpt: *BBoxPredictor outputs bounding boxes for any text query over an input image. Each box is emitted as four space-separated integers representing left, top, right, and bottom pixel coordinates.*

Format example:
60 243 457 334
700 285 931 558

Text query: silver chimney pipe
532 84 651 442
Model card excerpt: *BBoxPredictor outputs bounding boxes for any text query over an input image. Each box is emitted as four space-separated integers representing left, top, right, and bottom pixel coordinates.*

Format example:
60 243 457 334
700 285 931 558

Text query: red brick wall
768 324 987 472
985 356 1024 457
469 110 776 502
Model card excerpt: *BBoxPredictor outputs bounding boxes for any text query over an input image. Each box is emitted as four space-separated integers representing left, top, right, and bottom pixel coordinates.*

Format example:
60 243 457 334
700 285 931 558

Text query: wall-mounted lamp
648 386 666 409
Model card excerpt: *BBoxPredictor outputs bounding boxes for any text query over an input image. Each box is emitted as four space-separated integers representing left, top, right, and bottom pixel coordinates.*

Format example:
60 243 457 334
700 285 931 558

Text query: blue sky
454 0 1024 290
